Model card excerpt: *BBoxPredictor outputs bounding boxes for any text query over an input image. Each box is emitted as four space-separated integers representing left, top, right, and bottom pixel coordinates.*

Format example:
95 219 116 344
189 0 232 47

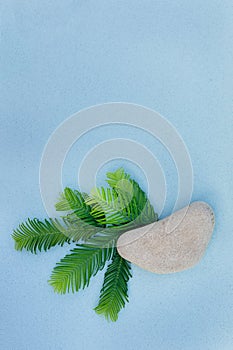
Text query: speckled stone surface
117 202 215 274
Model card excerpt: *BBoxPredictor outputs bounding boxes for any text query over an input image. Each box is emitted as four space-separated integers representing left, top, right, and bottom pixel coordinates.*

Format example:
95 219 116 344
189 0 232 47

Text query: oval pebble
117 202 215 274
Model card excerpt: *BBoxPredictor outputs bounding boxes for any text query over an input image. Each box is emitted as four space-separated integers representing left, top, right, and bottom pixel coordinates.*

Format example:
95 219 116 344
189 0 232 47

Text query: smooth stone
117 202 215 274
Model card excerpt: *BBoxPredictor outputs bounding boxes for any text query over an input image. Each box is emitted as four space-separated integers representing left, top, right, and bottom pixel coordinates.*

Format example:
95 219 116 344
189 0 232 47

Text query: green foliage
85 187 129 226
94 250 132 322
55 187 101 226
106 167 158 226
12 215 103 253
49 244 113 294
13 168 158 322
86 168 158 229
12 218 71 253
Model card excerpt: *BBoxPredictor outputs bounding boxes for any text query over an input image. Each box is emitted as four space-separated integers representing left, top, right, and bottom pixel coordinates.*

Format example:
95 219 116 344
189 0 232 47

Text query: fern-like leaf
56 187 100 226
12 218 71 253
107 168 158 225
12 215 103 253
94 250 132 322
85 168 158 234
85 187 129 226
49 243 114 294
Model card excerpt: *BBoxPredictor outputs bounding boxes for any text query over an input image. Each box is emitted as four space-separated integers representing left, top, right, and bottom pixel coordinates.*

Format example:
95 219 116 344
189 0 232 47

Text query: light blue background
1 1 233 349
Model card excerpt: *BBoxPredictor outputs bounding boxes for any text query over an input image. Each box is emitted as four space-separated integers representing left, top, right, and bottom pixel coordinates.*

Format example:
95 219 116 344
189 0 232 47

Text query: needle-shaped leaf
12 218 71 253
49 243 114 294
94 250 132 322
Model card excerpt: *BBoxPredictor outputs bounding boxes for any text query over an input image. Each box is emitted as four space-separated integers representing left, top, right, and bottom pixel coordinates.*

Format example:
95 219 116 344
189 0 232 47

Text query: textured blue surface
0 1 233 349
